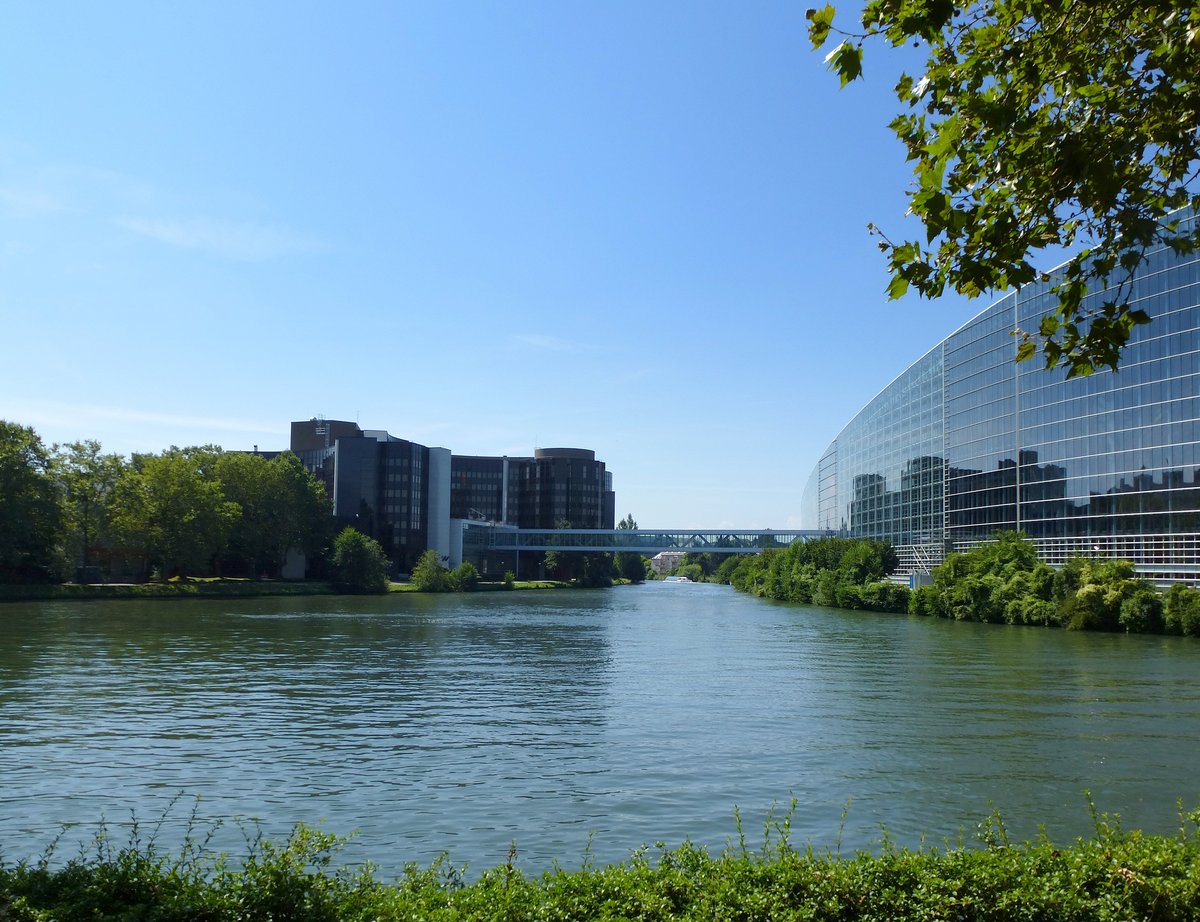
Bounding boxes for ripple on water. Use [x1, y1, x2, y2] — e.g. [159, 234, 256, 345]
[3, 586, 1200, 872]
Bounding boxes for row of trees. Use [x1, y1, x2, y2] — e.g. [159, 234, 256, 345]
[1, 419, 653, 593]
[1, 420, 331, 583]
[722, 536, 910, 613]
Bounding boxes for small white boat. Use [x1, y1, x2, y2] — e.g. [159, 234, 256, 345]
[663, 575, 692, 583]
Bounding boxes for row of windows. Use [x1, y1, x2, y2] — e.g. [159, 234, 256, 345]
[832, 353, 944, 539]
[945, 363, 1016, 405]
[1026, 438, 1198, 467]
[809, 211, 1200, 569]
[1020, 512, 1200, 538]
[835, 454, 1200, 494]
[1020, 389, 1199, 432]
[1022, 495, 1200, 517]
[1019, 348, 1199, 407]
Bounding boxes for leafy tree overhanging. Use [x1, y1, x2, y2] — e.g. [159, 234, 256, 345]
[809, 0, 1200, 376]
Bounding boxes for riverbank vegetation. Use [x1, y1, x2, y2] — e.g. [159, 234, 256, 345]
[0, 578, 337, 603]
[722, 537, 910, 613]
[724, 531, 1200, 636]
[4, 806, 1200, 920]
[410, 549, 482, 592]
[1, 420, 332, 585]
[910, 531, 1200, 636]
[1, 420, 648, 596]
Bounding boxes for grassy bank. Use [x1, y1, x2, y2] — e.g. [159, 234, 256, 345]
[0, 579, 337, 603]
[1, 577, 585, 603]
[4, 810, 1200, 921]
[385, 579, 573, 593]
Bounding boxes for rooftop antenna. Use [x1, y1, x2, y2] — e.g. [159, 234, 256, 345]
[315, 413, 329, 450]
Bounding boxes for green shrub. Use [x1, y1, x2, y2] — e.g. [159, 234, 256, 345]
[330, 527, 389, 594]
[834, 580, 864, 609]
[869, 580, 911, 613]
[714, 556, 741, 584]
[1004, 596, 1059, 627]
[411, 549, 449, 592]
[943, 574, 992, 622]
[7, 810, 1200, 922]
[908, 583, 938, 616]
[1028, 561, 1057, 601]
[728, 531, 1193, 638]
[578, 553, 614, 588]
[616, 552, 646, 583]
[1064, 584, 1113, 631]
[918, 535, 1175, 636]
[845, 580, 910, 613]
[812, 569, 838, 607]
[1119, 588, 1165, 634]
[1052, 556, 1086, 601]
[449, 562, 479, 592]
[1165, 583, 1200, 636]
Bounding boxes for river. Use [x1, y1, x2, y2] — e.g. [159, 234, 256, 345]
[2, 582, 1198, 874]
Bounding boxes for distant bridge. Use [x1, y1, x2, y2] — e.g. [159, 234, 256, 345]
[452, 521, 833, 559]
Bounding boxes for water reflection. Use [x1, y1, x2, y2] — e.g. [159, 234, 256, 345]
[2, 586, 1199, 874]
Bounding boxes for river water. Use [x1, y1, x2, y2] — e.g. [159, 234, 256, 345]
[2, 582, 1199, 874]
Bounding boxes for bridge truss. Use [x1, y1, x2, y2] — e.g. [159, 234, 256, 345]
[458, 523, 833, 555]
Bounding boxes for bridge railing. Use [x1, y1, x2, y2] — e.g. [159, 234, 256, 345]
[458, 523, 834, 554]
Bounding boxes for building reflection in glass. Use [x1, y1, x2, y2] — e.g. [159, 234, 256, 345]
[802, 209, 1200, 582]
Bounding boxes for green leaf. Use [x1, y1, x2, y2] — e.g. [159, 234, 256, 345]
[826, 41, 864, 86]
[807, 5, 836, 50]
[886, 274, 910, 299]
[811, 0, 1198, 374]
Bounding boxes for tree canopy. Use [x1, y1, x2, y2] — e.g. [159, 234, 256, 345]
[0, 421, 64, 580]
[110, 447, 241, 578]
[214, 451, 331, 577]
[809, 0, 1200, 376]
[0, 423, 346, 584]
[330, 527, 390, 594]
[54, 440, 127, 579]
[614, 513, 645, 582]
[725, 536, 907, 612]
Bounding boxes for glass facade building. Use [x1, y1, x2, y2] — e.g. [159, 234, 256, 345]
[803, 210, 1200, 582]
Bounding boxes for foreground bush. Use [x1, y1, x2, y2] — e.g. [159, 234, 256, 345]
[5, 808, 1200, 921]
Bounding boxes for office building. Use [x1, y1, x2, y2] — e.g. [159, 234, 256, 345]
[451, 449, 613, 530]
[288, 419, 614, 572]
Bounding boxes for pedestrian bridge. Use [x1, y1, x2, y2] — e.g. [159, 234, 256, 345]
[452, 520, 832, 558]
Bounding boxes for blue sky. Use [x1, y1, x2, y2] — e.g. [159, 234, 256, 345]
[2, 2, 977, 529]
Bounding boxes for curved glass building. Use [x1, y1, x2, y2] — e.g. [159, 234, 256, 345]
[803, 210, 1200, 583]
